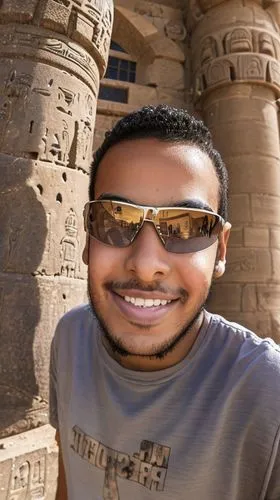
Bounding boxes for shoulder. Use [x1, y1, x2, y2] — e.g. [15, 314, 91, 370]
[206, 311, 280, 386]
[209, 312, 280, 354]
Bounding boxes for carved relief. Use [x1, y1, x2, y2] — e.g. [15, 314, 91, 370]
[8, 456, 46, 499]
[259, 32, 275, 57]
[82, 0, 113, 61]
[268, 60, 280, 86]
[200, 36, 218, 64]
[164, 21, 187, 42]
[57, 87, 76, 115]
[0, 30, 99, 93]
[194, 25, 280, 98]
[39, 121, 69, 166]
[239, 55, 264, 80]
[188, 0, 204, 23]
[227, 252, 257, 274]
[225, 28, 253, 54]
[206, 60, 234, 86]
[60, 209, 79, 278]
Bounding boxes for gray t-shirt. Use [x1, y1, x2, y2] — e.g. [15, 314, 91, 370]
[49, 304, 280, 500]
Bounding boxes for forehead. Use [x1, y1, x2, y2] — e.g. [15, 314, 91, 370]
[94, 138, 220, 211]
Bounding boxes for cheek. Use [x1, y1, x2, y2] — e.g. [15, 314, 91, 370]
[88, 240, 125, 284]
[178, 248, 216, 290]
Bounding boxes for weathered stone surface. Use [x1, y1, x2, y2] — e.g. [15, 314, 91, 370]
[138, 57, 185, 88]
[256, 284, 280, 311]
[228, 194, 251, 223]
[270, 229, 280, 248]
[0, 159, 88, 278]
[0, 273, 87, 437]
[207, 283, 242, 312]
[229, 226, 244, 247]
[0, 0, 113, 438]
[0, 425, 58, 499]
[242, 285, 257, 312]
[223, 248, 271, 282]
[271, 249, 280, 282]
[251, 194, 280, 226]
[244, 227, 269, 247]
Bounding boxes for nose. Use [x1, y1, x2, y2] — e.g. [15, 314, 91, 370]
[125, 221, 171, 282]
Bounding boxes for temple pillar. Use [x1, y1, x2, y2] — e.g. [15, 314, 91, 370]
[0, 0, 113, 497]
[188, 0, 280, 341]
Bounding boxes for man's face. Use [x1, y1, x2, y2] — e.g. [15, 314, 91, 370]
[84, 138, 230, 369]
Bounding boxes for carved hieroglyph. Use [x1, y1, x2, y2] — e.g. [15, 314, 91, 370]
[0, 0, 114, 440]
[189, 0, 280, 341]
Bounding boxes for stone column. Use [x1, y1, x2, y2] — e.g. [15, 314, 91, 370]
[0, 0, 113, 496]
[188, 0, 280, 341]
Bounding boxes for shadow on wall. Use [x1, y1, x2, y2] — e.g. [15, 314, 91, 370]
[0, 153, 47, 437]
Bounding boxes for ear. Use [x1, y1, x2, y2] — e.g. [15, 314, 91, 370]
[214, 222, 231, 279]
[82, 235, 89, 265]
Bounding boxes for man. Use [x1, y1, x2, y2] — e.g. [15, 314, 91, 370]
[49, 105, 280, 499]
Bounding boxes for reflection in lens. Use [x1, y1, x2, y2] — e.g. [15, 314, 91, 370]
[88, 201, 144, 247]
[157, 209, 221, 253]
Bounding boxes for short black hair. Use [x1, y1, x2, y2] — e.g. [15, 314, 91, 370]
[89, 104, 228, 220]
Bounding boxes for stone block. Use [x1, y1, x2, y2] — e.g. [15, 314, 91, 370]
[0, 0, 38, 22]
[270, 229, 280, 248]
[224, 248, 271, 282]
[0, 425, 58, 499]
[129, 83, 157, 105]
[149, 37, 185, 62]
[229, 227, 243, 247]
[40, 0, 71, 34]
[227, 157, 280, 196]
[207, 283, 242, 312]
[256, 284, 280, 311]
[228, 194, 251, 223]
[225, 312, 271, 339]
[271, 312, 280, 343]
[135, 0, 183, 21]
[113, 6, 158, 59]
[242, 285, 257, 312]
[138, 58, 185, 89]
[204, 93, 277, 126]
[72, 11, 95, 45]
[95, 113, 116, 131]
[244, 227, 269, 247]
[272, 249, 280, 282]
[210, 119, 280, 161]
[156, 88, 185, 107]
[251, 194, 280, 226]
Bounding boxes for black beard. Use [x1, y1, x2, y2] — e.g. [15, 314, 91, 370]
[87, 280, 207, 361]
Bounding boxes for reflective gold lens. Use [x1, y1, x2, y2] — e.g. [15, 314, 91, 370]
[154, 209, 221, 253]
[87, 201, 144, 247]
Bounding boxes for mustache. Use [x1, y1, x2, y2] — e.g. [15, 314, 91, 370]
[105, 279, 188, 301]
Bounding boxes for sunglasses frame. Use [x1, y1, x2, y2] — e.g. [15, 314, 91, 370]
[83, 200, 225, 253]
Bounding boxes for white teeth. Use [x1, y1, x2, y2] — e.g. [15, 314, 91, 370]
[123, 296, 172, 308]
[144, 299, 154, 308]
[135, 298, 144, 306]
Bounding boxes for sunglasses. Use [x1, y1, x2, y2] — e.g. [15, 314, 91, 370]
[83, 200, 225, 254]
